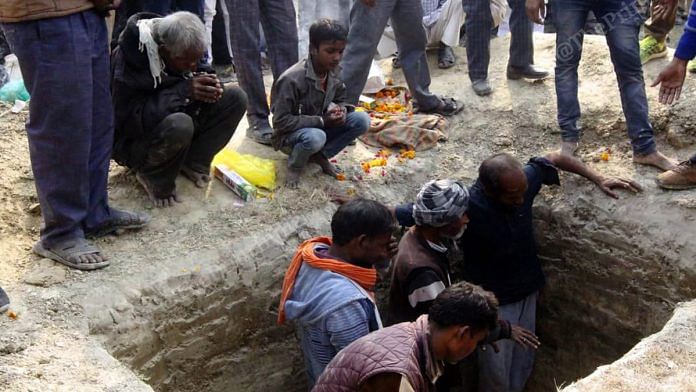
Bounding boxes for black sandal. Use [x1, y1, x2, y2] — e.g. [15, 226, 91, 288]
[438, 45, 456, 69]
[416, 96, 463, 116]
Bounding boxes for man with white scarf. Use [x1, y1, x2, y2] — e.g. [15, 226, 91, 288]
[111, 11, 247, 207]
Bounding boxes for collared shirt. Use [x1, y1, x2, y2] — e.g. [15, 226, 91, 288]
[395, 157, 560, 305]
[421, 0, 448, 27]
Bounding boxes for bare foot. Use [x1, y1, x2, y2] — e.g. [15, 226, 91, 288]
[181, 166, 211, 188]
[309, 154, 342, 177]
[633, 151, 678, 171]
[285, 167, 302, 189]
[560, 141, 579, 156]
[136, 172, 182, 208]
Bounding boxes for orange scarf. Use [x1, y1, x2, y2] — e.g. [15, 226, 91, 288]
[277, 236, 378, 325]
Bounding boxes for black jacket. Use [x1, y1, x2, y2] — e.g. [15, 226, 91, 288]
[270, 57, 353, 150]
[110, 12, 210, 169]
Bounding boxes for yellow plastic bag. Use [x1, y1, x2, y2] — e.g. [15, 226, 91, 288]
[212, 148, 277, 190]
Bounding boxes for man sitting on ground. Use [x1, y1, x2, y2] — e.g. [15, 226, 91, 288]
[111, 11, 247, 207]
[277, 198, 397, 387]
[271, 19, 370, 188]
[393, 152, 640, 391]
[382, 0, 466, 70]
[314, 281, 500, 391]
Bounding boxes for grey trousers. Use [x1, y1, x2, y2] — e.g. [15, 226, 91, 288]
[340, 0, 441, 110]
[226, 0, 298, 126]
[464, 0, 534, 82]
[477, 291, 538, 392]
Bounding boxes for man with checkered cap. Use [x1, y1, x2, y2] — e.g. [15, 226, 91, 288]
[388, 179, 471, 325]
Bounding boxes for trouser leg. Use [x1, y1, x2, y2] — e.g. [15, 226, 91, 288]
[391, 0, 440, 110]
[429, 0, 466, 48]
[464, 0, 493, 81]
[282, 128, 327, 169]
[175, 0, 205, 18]
[212, 0, 234, 64]
[84, 11, 114, 233]
[341, 0, 396, 104]
[186, 86, 248, 172]
[477, 292, 537, 392]
[507, 0, 534, 67]
[259, 0, 299, 79]
[2, 12, 102, 247]
[553, 0, 589, 143]
[644, 0, 678, 42]
[226, 0, 268, 123]
[139, 113, 195, 196]
[322, 111, 371, 158]
[689, 153, 696, 164]
[596, 0, 657, 155]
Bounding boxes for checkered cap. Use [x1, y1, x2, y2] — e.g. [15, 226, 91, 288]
[413, 179, 469, 227]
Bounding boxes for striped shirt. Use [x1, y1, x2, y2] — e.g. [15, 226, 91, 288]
[422, 0, 448, 27]
[675, 1, 696, 60]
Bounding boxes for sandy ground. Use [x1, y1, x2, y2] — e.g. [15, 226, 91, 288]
[0, 33, 694, 391]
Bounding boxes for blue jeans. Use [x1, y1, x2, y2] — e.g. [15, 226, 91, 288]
[478, 291, 538, 392]
[554, 0, 656, 155]
[282, 111, 370, 169]
[1, 11, 113, 247]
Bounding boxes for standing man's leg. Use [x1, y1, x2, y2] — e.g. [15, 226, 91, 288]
[553, 0, 588, 156]
[259, 0, 299, 79]
[427, 0, 466, 69]
[464, 0, 494, 95]
[227, 0, 274, 144]
[183, 86, 248, 187]
[3, 13, 108, 268]
[508, 292, 538, 392]
[391, 0, 442, 111]
[640, 0, 677, 63]
[505, 0, 548, 79]
[341, 0, 398, 103]
[477, 299, 521, 392]
[595, 0, 675, 170]
[84, 11, 115, 235]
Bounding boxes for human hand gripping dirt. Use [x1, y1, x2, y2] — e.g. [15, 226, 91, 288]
[191, 74, 223, 103]
[510, 325, 540, 350]
[596, 177, 643, 199]
[652, 58, 688, 105]
[525, 0, 545, 24]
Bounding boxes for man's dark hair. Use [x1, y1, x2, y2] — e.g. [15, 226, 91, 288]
[309, 18, 348, 49]
[428, 281, 499, 332]
[478, 153, 524, 194]
[331, 198, 394, 246]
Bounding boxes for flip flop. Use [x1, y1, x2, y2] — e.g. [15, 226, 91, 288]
[438, 46, 456, 69]
[33, 239, 110, 271]
[86, 209, 151, 238]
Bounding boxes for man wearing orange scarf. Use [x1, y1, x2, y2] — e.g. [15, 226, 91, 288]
[278, 198, 396, 387]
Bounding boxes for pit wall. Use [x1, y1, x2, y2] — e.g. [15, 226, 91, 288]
[84, 180, 696, 392]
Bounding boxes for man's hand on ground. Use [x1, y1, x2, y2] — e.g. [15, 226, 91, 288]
[652, 58, 688, 105]
[361, 0, 377, 7]
[596, 177, 643, 199]
[510, 325, 540, 350]
[191, 74, 223, 103]
[525, 0, 545, 24]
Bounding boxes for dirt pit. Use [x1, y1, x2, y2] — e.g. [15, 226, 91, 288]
[1, 34, 695, 391]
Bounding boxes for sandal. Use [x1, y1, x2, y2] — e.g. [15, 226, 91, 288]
[86, 208, 151, 238]
[416, 96, 463, 116]
[246, 124, 273, 146]
[438, 45, 456, 69]
[33, 239, 110, 271]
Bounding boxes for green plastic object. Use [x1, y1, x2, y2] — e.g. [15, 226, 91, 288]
[0, 79, 30, 103]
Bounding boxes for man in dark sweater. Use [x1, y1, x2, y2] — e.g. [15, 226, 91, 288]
[111, 11, 247, 207]
[394, 152, 641, 391]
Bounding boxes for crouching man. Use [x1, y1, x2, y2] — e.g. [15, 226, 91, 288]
[271, 19, 370, 188]
[314, 281, 500, 391]
[111, 11, 247, 207]
[277, 199, 396, 387]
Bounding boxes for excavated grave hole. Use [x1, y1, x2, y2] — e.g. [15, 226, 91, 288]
[86, 196, 692, 392]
